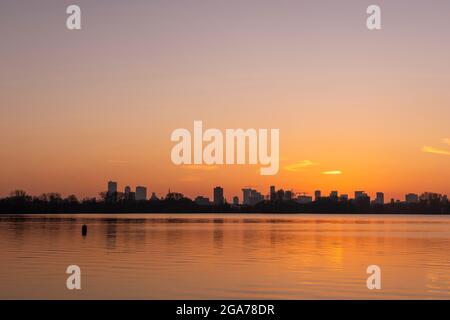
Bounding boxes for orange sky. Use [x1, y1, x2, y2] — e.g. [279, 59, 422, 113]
[0, 0, 449, 201]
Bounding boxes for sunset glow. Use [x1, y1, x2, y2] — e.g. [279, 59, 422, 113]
[0, 0, 448, 202]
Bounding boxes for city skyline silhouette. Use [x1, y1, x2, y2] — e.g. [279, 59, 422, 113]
[1, 180, 448, 215]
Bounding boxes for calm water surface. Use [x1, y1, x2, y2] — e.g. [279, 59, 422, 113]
[0, 214, 449, 299]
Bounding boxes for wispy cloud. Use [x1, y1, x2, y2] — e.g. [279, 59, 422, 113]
[322, 170, 342, 175]
[422, 146, 450, 156]
[284, 160, 319, 172]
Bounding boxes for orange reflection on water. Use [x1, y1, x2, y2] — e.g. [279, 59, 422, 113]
[0, 214, 449, 299]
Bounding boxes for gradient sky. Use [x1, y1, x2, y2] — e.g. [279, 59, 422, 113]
[0, 0, 449, 201]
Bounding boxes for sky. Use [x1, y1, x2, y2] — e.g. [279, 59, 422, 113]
[0, 0, 449, 201]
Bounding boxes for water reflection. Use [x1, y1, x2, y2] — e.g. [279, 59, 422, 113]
[213, 219, 224, 250]
[0, 214, 449, 299]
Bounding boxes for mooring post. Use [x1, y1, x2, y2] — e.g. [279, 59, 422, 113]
[82, 224, 87, 236]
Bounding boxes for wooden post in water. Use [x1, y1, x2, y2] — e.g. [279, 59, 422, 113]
[82, 224, 87, 236]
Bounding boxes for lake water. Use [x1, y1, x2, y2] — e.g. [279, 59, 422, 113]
[0, 214, 449, 299]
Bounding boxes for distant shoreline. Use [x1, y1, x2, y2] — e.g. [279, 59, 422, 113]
[2, 192, 449, 215]
[1, 211, 449, 216]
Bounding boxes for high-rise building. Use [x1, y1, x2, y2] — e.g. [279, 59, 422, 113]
[124, 186, 134, 201]
[195, 196, 210, 206]
[355, 191, 365, 200]
[340, 194, 349, 201]
[270, 186, 276, 201]
[242, 188, 264, 205]
[232, 196, 239, 206]
[251, 189, 264, 205]
[242, 188, 252, 205]
[405, 193, 419, 203]
[419, 192, 441, 204]
[355, 192, 370, 206]
[107, 181, 117, 195]
[213, 186, 224, 205]
[375, 192, 384, 205]
[135, 186, 147, 201]
[296, 195, 313, 204]
[330, 191, 338, 198]
[276, 189, 285, 201]
[284, 190, 293, 200]
[314, 190, 321, 201]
